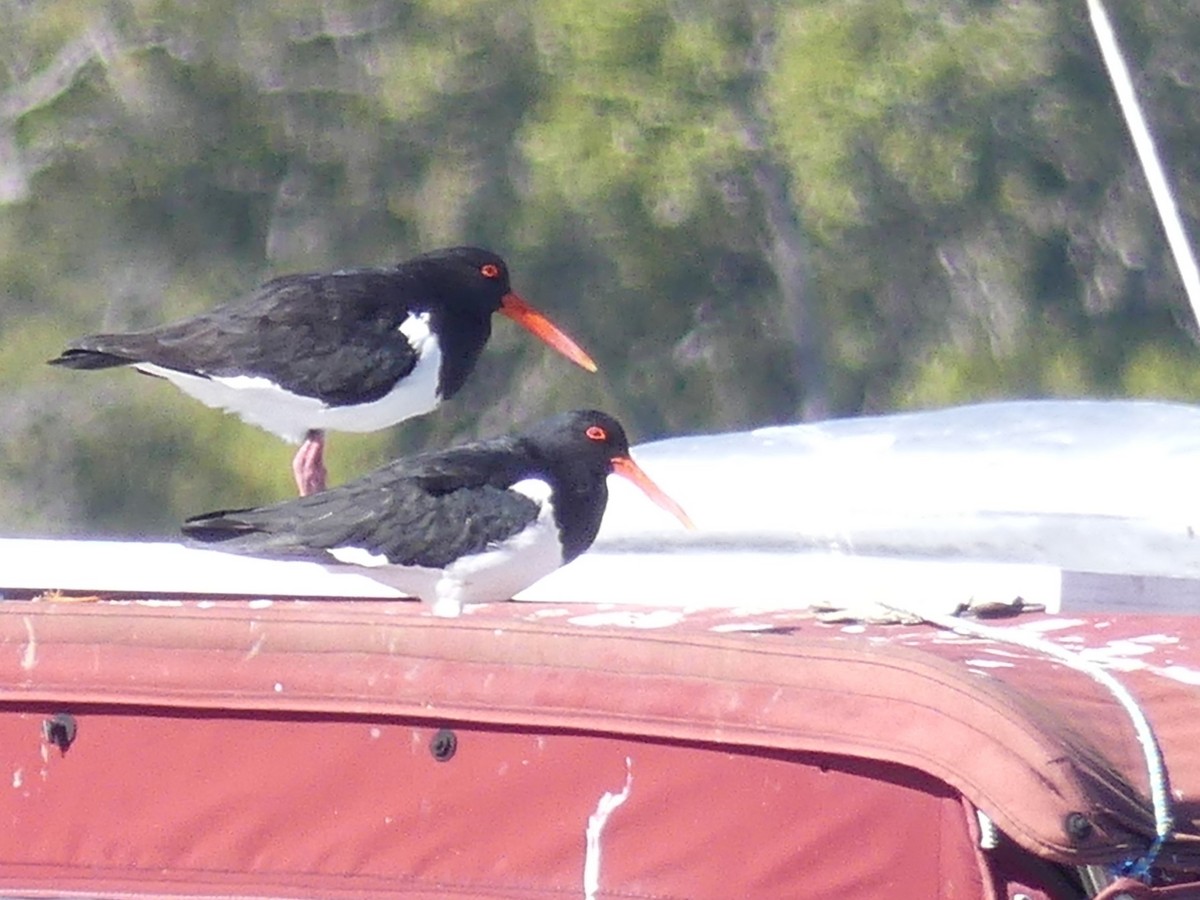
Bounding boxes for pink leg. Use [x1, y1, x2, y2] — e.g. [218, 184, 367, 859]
[292, 430, 327, 496]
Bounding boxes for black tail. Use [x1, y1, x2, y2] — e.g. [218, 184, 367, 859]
[47, 348, 135, 370]
[182, 510, 260, 543]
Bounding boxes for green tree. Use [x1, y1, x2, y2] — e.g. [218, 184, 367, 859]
[2, 0, 1198, 536]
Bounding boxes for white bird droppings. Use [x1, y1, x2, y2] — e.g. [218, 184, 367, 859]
[584, 756, 634, 900]
[964, 658, 1016, 669]
[20, 617, 35, 672]
[568, 610, 684, 629]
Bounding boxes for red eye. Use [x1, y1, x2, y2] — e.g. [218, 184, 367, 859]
[480, 263, 501, 279]
[586, 425, 607, 442]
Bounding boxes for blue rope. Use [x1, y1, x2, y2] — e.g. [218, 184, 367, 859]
[1113, 833, 1167, 882]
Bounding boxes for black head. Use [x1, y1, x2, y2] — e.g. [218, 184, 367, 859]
[402, 246, 514, 314]
[520, 410, 693, 533]
[522, 410, 631, 475]
[400, 246, 596, 378]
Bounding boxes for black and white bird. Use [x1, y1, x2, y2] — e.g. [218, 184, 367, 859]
[182, 410, 694, 616]
[48, 247, 597, 495]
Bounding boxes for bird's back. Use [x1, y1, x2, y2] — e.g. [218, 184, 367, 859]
[183, 435, 544, 569]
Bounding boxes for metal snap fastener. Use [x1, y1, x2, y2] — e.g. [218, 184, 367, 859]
[430, 728, 457, 762]
[42, 713, 77, 753]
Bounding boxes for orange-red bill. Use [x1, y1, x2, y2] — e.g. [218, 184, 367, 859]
[500, 292, 598, 373]
[611, 456, 696, 530]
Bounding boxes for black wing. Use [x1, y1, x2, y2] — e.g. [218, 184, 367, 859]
[50, 270, 424, 406]
[184, 441, 542, 568]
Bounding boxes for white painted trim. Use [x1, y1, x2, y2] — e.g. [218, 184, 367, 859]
[0, 538, 1064, 614]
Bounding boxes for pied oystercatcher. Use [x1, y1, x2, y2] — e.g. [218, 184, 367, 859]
[48, 247, 597, 495]
[182, 409, 694, 616]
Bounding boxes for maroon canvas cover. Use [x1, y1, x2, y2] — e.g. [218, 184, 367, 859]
[0, 597, 1198, 898]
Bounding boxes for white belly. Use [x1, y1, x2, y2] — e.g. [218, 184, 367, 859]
[136, 316, 443, 443]
[326, 479, 565, 616]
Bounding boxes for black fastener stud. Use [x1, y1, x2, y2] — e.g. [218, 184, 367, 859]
[42, 713, 77, 753]
[1064, 812, 1094, 842]
[430, 728, 457, 762]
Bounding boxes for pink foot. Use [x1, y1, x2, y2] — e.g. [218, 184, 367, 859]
[292, 430, 327, 496]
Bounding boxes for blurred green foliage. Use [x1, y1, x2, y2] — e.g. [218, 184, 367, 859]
[2, 0, 1200, 536]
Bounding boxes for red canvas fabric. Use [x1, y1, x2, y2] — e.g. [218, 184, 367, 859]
[0, 598, 1198, 897]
